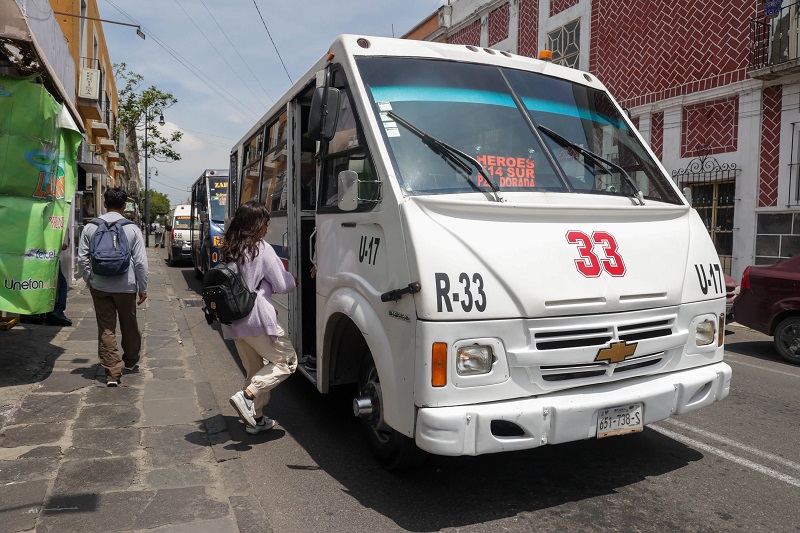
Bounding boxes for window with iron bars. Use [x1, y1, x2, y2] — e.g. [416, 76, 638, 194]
[547, 19, 581, 68]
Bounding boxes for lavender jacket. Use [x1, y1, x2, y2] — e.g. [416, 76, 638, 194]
[221, 240, 295, 341]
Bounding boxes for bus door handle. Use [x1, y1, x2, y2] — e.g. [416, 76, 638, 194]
[282, 230, 289, 257]
[309, 229, 317, 267]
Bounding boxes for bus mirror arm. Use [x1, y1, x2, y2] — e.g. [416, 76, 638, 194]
[381, 282, 421, 302]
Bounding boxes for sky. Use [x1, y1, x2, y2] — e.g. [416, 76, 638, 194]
[98, 0, 448, 207]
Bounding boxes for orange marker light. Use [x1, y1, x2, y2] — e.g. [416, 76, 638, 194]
[432, 343, 447, 387]
[718, 314, 725, 347]
[326, 52, 335, 62]
[539, 50, 553, 61]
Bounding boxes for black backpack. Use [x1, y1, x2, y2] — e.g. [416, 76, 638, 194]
[201, 261, 256, 325]
[88, 218, 134, 276]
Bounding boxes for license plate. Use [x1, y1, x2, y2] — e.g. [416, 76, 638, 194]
[596, 403, 643, 438]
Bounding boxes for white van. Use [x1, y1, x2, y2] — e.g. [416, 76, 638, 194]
[164, 204, 193, 266]
[229, 36, 732, 469]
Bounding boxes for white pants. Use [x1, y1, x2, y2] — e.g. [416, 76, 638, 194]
[233, 325, 298, 415]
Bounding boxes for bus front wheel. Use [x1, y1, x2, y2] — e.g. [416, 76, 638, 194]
[356, 354, 425, 470]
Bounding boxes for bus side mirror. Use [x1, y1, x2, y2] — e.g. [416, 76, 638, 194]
[338, 170, 359, 212]
[308, 87, 340, 141]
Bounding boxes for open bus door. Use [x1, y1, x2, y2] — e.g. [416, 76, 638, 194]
[287, 86, 319, 385]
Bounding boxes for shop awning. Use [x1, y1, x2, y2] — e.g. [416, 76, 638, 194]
[0, 0, 85, 132]
[77, 161, 105, 174]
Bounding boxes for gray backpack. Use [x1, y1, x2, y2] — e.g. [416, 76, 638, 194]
[89, 218, 134, 276]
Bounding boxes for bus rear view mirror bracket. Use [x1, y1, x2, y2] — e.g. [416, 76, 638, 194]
[308, 87, 341, 141]
[338, 170, 381, 212]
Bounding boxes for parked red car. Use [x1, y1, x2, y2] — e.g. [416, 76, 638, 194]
[732, 254, 800, 364]
[724, 273, 738, 321]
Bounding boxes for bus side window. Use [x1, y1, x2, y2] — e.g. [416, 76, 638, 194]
[318, 68, 378, 211]
[260, 111, 288, 212]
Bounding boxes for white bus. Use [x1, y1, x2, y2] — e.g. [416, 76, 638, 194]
[229, 35, 732, 469]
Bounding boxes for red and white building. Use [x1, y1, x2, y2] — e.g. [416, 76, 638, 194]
[404, 0, 800, 279]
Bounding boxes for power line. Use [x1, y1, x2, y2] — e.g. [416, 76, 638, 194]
[149, 177, 190, 192]
[179, 127, 238, 141]
[198, 0, 275, 105]
[102, 0, 259, 120]
[251, 0, 292, 84]
[173, 0, 268, 109]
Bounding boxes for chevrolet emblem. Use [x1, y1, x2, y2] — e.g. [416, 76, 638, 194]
[595, 341, 637, 364]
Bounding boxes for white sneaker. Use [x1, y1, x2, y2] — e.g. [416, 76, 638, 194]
[229, 390, 257, 427]
[246, 417, 275, 435]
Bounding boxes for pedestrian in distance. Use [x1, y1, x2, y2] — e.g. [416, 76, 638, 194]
[46, 209, 79, 326]
[78, 188, 148, 387]
[45, 233, 73, 326]
[223, 200, 298, 434]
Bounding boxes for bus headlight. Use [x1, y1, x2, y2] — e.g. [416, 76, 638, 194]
[695, 318, 717, 346]
[456, 345, 493, 375]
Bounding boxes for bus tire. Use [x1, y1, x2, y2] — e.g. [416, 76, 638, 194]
[357, 353, 425, 470]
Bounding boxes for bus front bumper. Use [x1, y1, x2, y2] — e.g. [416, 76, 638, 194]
[414, 362, 731, 456]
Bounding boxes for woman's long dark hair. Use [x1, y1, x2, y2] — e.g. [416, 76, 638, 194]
[221, 200, 270, 263]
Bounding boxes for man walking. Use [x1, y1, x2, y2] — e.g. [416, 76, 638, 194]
[78, 188, 148, 387]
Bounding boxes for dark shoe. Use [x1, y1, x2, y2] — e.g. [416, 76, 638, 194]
[20, 314, 45, 325]
[106, 380, 119, 387]
[45, 313, 72, 326]
[123, 363, 139, 373]
[303, 356, 317, 371]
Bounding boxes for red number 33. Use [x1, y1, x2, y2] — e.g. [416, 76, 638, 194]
[566, 231, 626, 278]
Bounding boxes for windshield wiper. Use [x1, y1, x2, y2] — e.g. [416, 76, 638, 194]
[386, 111, 504, 202]
[538, 125, 644, 206]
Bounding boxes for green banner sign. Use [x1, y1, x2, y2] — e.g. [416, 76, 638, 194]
[0, 75, 82, 314]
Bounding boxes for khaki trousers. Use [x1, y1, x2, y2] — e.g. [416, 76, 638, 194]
[90, 287, 141, 381]
[233, 325, 298, 415]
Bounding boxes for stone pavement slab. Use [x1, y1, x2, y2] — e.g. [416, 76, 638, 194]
[74, 404, 140, 429]
[53, 456, 136, 494]
[31, 370, 95, 393]
[142, 425, 213, 467]
[0, 422, 67, 447]
[0, 456, 60, 483]
[145, 463, 214, 489]
[7, 393, 81, 425]
[84, 385, 141, 405]
[66, 427, 140, 459]
[142, 398, 201, 426]
[0, 479, 49, 532]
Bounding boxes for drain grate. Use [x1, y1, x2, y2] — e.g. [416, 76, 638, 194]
[181, 298, 205, 308]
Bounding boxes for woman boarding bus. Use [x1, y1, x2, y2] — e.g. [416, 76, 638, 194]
[228, 35, 731, 469]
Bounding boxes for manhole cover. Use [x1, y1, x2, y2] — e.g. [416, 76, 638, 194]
[181, 299, 205, 308]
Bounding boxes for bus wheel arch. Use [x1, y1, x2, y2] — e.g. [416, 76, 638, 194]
[321, 292, 424, 469]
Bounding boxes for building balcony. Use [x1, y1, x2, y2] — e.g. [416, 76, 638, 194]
[99, 138, 116, 152]
[749, 2, 800, 80]
[106, 151, 119, 162]
[91, 120, 109, 138]
[77, 96, 102, 121]
[114, 164, 126, 174]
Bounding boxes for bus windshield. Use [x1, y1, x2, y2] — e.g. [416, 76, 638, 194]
[209, 178, 228, 222]
[357, 57, 681, 205]
[173, 216, 193, 230]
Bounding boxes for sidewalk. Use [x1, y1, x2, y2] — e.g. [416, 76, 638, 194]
[0, 248, 267, 532]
